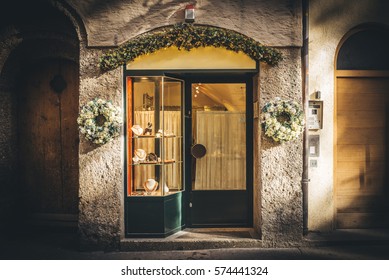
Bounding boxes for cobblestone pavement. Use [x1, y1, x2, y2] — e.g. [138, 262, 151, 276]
[1, 229, 389, 260]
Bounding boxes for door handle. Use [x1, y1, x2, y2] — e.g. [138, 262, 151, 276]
[191, 144, 207, 158]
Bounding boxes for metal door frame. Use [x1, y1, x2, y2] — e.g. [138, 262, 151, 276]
[183, 74, 254, 227]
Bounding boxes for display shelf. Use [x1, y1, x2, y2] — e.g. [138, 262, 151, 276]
[125, 75, 184, 237]
[130, 134, 179, 139]
[127, 76, 184, 198]
[130, 159, 180, 166]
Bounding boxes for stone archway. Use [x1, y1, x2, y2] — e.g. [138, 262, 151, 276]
[0, 1, 82, 230]
[334, 24, 389, 229]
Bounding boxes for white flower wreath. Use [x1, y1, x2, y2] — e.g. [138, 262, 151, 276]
[261, 98, 305, 143]
[77, 98, 122, 144]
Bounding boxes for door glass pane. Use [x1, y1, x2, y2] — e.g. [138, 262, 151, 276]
[127, 77, 183, 196]
[192, 83, 246, 190]
[162, 77, 183, 194]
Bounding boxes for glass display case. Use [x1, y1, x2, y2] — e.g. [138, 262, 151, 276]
[125, 75, 185, 237]
[127, 76, 183, 196]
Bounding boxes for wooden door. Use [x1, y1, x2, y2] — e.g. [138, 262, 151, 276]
[335, 71, 389, 228]
[18, 59, 79, 218]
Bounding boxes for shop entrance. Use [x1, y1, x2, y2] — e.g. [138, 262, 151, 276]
[124, 46, 256, 236]
[185, 76, 253, 227]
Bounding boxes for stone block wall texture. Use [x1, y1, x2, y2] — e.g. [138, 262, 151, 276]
[0, 29, 21, 226]
[259, 48, 303, 246]
[0, 89, 18, 225]
[78, 44, 124, 250]
[308, 0, 389, 231]
[67, 0, 302, 47]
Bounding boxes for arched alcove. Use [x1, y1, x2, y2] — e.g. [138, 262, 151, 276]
[335, 24, 389, 229]
[0, 1, 81, 231]
[126, 46, 257, 70]
[337, 26, 389, 70]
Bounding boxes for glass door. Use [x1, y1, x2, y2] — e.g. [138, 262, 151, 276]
[186, 78, 253, 226]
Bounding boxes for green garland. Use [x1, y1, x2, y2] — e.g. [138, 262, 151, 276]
[99, 23, 282, 71]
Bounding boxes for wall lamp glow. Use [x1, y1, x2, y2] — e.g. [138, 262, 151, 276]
[185, 4, 195, 23]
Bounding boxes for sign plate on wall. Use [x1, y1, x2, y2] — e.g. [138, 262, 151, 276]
[308, 135, 320, 157]
[308, 100, 323, 130]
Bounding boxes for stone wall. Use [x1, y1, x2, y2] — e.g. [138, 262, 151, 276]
[308, 0, 389, 231]
[72, 0, 304, 248]
[66, 0, 302, 47]
[259, 48, 303, 246]
[77, 48, 304, 249]
[1, 0, 303, 248]
[0, 28, 22, 227]
[0, 0, 122, 249]
[78, 45, 124, 250]
[0, 82, 19, 227]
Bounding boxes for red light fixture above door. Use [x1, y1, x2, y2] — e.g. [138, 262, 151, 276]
[185, 4, 195, 22]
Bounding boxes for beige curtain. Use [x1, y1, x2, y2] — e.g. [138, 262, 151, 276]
[194, 111, 246, 190]
[162, 111, 182, 191]
[133, 111, 155, 191]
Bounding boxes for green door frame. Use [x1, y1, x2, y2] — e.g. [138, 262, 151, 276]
[183, 74, 254, 227]
[123, 68, 257, 235]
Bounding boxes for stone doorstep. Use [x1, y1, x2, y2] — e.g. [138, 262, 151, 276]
[120, 228, 263, 252]
[120, 228, 389, 251]
[303, 229, 389, 247]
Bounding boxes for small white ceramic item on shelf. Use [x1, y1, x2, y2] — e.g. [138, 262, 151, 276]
[134, 148, 146, 161]
[164, 183, 169, 193]
[131, 124, 143, 136]
[132, 155, 140, 164]
[155, 129, 163, 138]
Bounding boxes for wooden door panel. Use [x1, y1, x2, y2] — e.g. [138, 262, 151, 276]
[337, 195, 388, 213]
[337, 78, 389, 94]
[337, 161, 385, 173]
[337, 213, 389, 229]
[19, 63, 62, 213]
[18, 59, 79, 215]
[336, 175, 384, 194]
[336, 76, 389, 229]
[337, 128, 386, 145]
[58, 60, 79, 213]
[337, 111, 386, 128]
[337, 145, 385, 162]
[337, 93, 389, 111]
